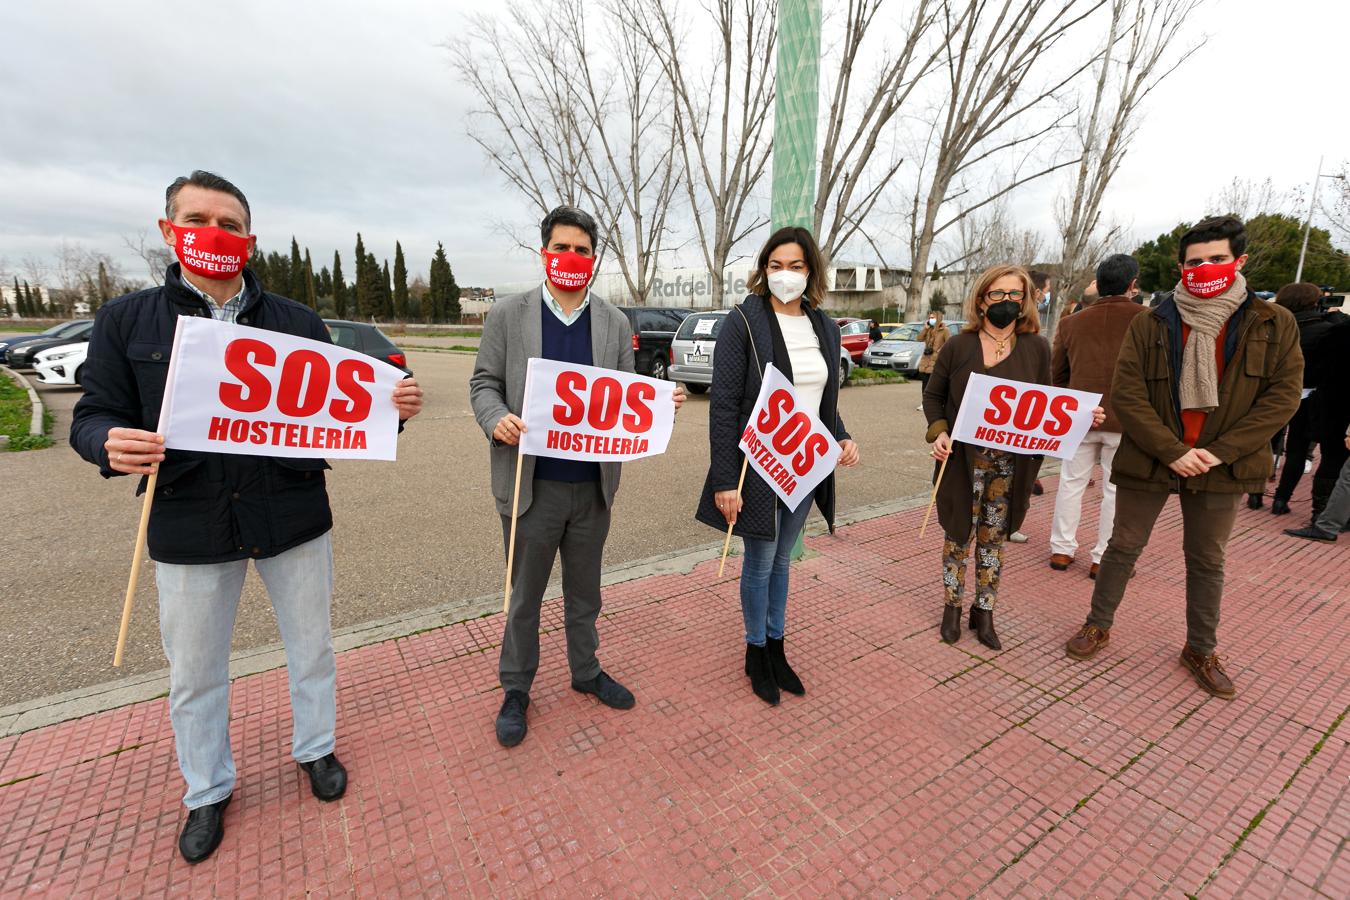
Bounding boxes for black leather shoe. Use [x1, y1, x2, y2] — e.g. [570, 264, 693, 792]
[572, 671, 635, 710]
[299, 753, 347, 801]
[744, 644, 779, 706]
[1270, 498, 1291, 515]
[1246, 493, 1264, 510]
[940, 605, 962, 644]
[969, 607, 1003, 651]
[179, 795, 230, 864]
[495, 690, 530, 747]
[1284, 525, 1337, 543]
[765, 637, 804, 696]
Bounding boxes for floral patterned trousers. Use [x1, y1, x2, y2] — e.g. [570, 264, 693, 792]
[942, 448, 1015, 611]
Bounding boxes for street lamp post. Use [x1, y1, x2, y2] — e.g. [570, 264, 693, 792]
[1294, 156, 1347, 283]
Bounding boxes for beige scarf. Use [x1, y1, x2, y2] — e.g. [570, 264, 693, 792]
[1171, 272, 1247, 412]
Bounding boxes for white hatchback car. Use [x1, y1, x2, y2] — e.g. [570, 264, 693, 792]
[33, 341, 89, 386]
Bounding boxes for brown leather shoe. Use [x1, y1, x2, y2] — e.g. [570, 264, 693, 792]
[1089, 563, 1099, 579]
[1181, 647, 1236, 699]
[1065, 625, 1110, 660]
[1049, 553, 1073, 571]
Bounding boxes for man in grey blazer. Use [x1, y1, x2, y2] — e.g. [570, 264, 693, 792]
[470, 206, 685, 747]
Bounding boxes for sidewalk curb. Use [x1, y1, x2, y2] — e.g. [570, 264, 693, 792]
[1, 365, 44, 436]
[0, 463, 1060, 737]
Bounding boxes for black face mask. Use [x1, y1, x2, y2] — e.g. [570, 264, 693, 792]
[984, 300, 1021, 328]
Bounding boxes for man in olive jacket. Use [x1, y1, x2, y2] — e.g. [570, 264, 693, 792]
[1064, 216, 1302, 699]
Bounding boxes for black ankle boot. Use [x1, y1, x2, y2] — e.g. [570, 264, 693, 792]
[940, 605, 962, 644]
[1246, 493, 1264, 510]
[745, 644, 779, 705]
[968, 607, 1003, 651]
[1270, 498, 1291, 515]
[765, 637, 804, 695]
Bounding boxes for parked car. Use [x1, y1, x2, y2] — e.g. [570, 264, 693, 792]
[835, 317, 872, 363]
[322, 320, 412, 374]
[0, 320, 93, 365]
[669, 309, 854, 394]
[862, 320, 965, 376]
[3, 320, 95, 369]
[32, 341, 89, 386]
[615, 306, 690, 380]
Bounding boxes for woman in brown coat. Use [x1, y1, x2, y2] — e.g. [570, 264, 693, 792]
[915, 309, 949, 410]
[922, 265, 1104, 649]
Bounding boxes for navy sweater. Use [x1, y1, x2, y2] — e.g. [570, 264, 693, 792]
[535, 302, 602, 483]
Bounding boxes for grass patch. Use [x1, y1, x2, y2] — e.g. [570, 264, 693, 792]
[0, 372, 52, 450]
[848, 366, 907, 385]
[403, 344, 479, 354]
[384, 327, 481, 338]
[0, 325, 48, 334]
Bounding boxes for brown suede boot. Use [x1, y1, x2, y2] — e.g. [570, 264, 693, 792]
[1181, 646, 1236, 699]
[1065, 625, 1110, 660]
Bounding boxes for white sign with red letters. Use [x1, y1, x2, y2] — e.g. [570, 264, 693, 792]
[950, 374, 1101, 461]
[518, 358, 676, 462]
[738, 363, 842, 511]
[160, 316, 407, 460]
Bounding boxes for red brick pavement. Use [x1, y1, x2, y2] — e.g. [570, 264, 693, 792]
[1, 474, 1345, 897]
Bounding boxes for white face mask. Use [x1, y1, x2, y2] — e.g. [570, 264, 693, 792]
[927, 318, 936, 326]
[766, 270, 808, 303]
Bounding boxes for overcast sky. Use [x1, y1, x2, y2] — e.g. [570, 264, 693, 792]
[0, 0, 1343, 290]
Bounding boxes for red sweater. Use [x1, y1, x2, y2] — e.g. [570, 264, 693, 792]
[1179, 322, 1228, 447]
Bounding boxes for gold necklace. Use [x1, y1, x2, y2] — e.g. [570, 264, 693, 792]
[981, 329, 1012, 359]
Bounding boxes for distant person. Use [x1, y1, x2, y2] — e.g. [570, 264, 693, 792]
[1284, 427, 1350, 541]
[695, 226, 859, 704]
[924, 264, 1103, 650]
[1031, 270, 1052, 317]
[1048, 255, 1146, 579]
[470, 205, 686, 747]
[1296, 313, 1350, 526]
[70, 170, 424, 863]
[1266, 283, 1346, 515]
[868, 319, 884, 343]
[915, 308, 948, 411]
[1064, 215, 1302, 700]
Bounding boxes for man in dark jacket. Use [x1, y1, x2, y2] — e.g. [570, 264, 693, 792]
[1064, 216, 1302, 699]
[71, 171, 423, 863]
[1049, 254, 1146, 578]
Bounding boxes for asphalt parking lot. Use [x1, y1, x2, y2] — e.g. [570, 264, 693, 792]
[0, 345, 940, 706]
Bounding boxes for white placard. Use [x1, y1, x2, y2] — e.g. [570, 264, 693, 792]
[693, 318, 715, 335]
[738, 363, 842, 511]
[518, 358, 676, 462]
[161, 316, 406, 460]
[950, 373, 1101, 461]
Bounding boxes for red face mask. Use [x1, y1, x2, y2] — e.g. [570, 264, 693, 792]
[1182, 260, 1238, 298]
[174, 225, 250, 280]
[544, 250, 594, 291]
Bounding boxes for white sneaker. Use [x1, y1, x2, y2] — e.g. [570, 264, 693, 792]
[1008, 531, 1029, 543]
[915, 403, 924, 411]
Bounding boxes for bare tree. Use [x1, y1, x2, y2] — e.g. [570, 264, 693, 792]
[452, 0, 680, 303]
[1315, 162, 1350, 244]
[123, 230, 175, 285]
[900, 0, 1107, 321]
[620, 0, 777, 303]
[944, 201, 1048, 301]
[1050, 0, 1202, 334]
[811, 0, 943, 263]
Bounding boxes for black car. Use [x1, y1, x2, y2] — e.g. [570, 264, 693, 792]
[3, 320, 95, 369]
[322, 319, 412, 374]
[615, 306, 690, 380]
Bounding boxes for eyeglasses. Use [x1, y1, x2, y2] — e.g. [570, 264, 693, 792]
[984, 290, 1024, 302]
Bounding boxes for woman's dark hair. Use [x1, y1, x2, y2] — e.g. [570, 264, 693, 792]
[1275, 282, 1323, 312]
[540, 205, 599, 250]
[746, 226, 828, 308]
[1178, 215, 1247, 262]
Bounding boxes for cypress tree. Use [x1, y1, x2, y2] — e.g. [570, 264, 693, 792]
[13, 277, 25, 317]
[267, 250, 290, 292]
[353, 234, 368, 317]
[31, 285, 45, 316]
[358, 251, 383, 321]
[97, 261, 113, 309]
[380, 259, 393, 320]
[393, 241, 409, 321]
[317, 265, 332, 300]
[289, 237, 305, 301]
[303, 252, 318, 310]
[248, 246, 268, 287]
[332, 251, 347, 319]
[428, 242, 459, 323]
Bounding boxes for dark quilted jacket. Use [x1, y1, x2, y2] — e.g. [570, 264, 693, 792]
[695, 295, 851, 541]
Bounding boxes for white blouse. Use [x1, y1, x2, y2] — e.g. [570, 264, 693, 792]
[775, 312, 828, 416]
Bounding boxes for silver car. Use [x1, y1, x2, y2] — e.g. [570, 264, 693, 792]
[670, 308, 854, 394]
[862, 320, 964, 376]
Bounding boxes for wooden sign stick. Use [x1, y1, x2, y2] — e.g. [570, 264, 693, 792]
[918, 450, 951, 541]
[112, 469, 159, 667]
[502, 449, 526, 615]
[717, 457, 750, 577]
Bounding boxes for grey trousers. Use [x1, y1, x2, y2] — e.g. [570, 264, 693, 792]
[499, 479, 610, 693]
[1086, 487, 1240, 656]
[1315, 454, 1350, 533]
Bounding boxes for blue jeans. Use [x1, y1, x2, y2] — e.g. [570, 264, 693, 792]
[156, 531, 336, 809]
[740, 500, 813, 646]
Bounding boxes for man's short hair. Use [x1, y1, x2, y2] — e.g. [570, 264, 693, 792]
[1178, 215, 1246, 262]
[540, 205, 598, 250]
[165, 170, 252, 230]
[1276, 282, 1323, 313]
[1095, 253, 1140, 298]
[1029, 270, 1050, 291]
